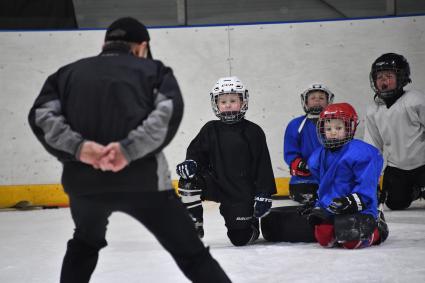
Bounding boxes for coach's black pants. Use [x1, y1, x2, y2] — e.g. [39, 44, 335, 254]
[60, 190, 230, 283]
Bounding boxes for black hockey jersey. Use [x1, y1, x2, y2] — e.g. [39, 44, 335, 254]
[28, 45, 183, 196]
[186, 119, 276, 203]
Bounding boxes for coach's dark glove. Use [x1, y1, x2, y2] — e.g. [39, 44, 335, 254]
[290, 157, 311, 177]
[176, 159, 197, 179]
[254, 192, 272, 218]
[328, 193, 365, 214]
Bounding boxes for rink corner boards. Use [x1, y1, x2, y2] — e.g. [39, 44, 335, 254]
[0, 178, 290, 209]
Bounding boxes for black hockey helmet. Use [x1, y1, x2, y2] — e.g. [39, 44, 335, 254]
[369, 53, 411, 100]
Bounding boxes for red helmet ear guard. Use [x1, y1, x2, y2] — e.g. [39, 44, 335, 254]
[317, 103, 358, 149]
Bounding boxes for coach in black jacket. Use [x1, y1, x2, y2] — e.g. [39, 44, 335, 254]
[28, 17, 230, 283]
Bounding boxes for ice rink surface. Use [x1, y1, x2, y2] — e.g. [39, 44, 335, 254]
[1, 199, 425, 283]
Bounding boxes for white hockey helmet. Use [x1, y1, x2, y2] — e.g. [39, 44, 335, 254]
[210, 76, 249, 123]
[300, 83, 334, 115]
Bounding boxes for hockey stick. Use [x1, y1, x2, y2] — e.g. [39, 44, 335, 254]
[375, 182, 390, 244]
[377, 184, 386, 219]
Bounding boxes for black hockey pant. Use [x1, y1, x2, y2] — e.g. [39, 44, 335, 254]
[179, 177, 258, 246]
[261, 206, 316, 242]
[383, 164, 425, 210]
[60, 190, 231, 283]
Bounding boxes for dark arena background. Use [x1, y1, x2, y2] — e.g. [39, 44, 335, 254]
[1, 1, 425, 282]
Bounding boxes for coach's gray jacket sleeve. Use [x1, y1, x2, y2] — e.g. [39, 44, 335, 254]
[120, 65, 184, 162]
[28, 72, 84, 161]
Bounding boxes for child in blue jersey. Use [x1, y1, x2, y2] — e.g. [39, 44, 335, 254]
[301, 103, 389, 249]
[284, 83, 334, 203]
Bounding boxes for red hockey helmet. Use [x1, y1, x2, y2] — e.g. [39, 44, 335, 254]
[317, 103, 358, 149]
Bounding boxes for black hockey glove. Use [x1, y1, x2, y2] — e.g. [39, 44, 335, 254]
[297, 194, 317, 216]
[290, 157, 311, 177]
[307, 207, 331, 226]
[176, 159, 197, 179]
[254, 192, 272, 218]
[328, 193, 365, 214]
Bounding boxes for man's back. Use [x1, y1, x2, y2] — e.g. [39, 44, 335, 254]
[29, 44, 184, 195]
[28, 17, 231, 283]
[60, 47, 167, 144]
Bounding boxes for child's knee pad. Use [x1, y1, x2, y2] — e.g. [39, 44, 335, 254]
[227, 225, 259, 246]
[386, 198, 412, 210]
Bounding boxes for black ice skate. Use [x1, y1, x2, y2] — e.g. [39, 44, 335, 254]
[193, 218, 204, 238]
[248, 219, 260, 244]
[178, 178, 205, 238]
[375, 211, 389, 244]
[412, 186, 425, 201]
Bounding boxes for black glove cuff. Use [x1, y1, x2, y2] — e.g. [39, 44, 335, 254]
[348, 193, 364, 212]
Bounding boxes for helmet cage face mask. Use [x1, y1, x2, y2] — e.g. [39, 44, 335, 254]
[369, 53, 411, 100]
[300, 83, 335, 115]
[210, 77, 249, 124]
[317, 103, 358, 149]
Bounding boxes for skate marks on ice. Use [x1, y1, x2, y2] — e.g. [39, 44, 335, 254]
[1, 200, 425, 282]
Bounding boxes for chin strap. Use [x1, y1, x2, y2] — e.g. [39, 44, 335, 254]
[380, 89, 404, 108]
[306, 113, 320, 119]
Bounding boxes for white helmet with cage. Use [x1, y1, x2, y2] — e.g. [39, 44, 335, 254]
[300, 83, 335, 115]
[210, 76, 249, 123]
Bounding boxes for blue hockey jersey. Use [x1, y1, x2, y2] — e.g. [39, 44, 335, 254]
[284, 115, 321, 184]
[308, 139, 383, 218]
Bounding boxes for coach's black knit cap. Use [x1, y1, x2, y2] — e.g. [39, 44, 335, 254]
[105, 17, 152, 58]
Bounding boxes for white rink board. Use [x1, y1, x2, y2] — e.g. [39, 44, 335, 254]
[1, 16, 425, 185]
